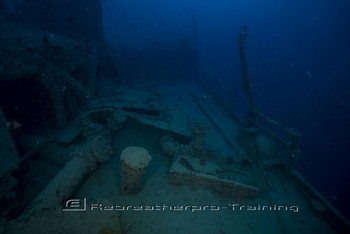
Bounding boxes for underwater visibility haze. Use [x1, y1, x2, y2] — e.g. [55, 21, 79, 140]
[104, 0, 350, 219]
[0, 0, 349, 233]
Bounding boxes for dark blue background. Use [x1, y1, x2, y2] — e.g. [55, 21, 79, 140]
[102, 0, 350, 219]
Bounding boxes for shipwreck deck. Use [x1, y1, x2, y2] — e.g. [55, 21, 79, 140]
[3, 82, 349, 234]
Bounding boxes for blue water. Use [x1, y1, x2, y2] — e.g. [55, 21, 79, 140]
[103, 0, 350, 219]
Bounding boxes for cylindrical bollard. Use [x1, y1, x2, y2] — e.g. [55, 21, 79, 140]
[119, 146, 152, 195]
[160, 136, 177, 157]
